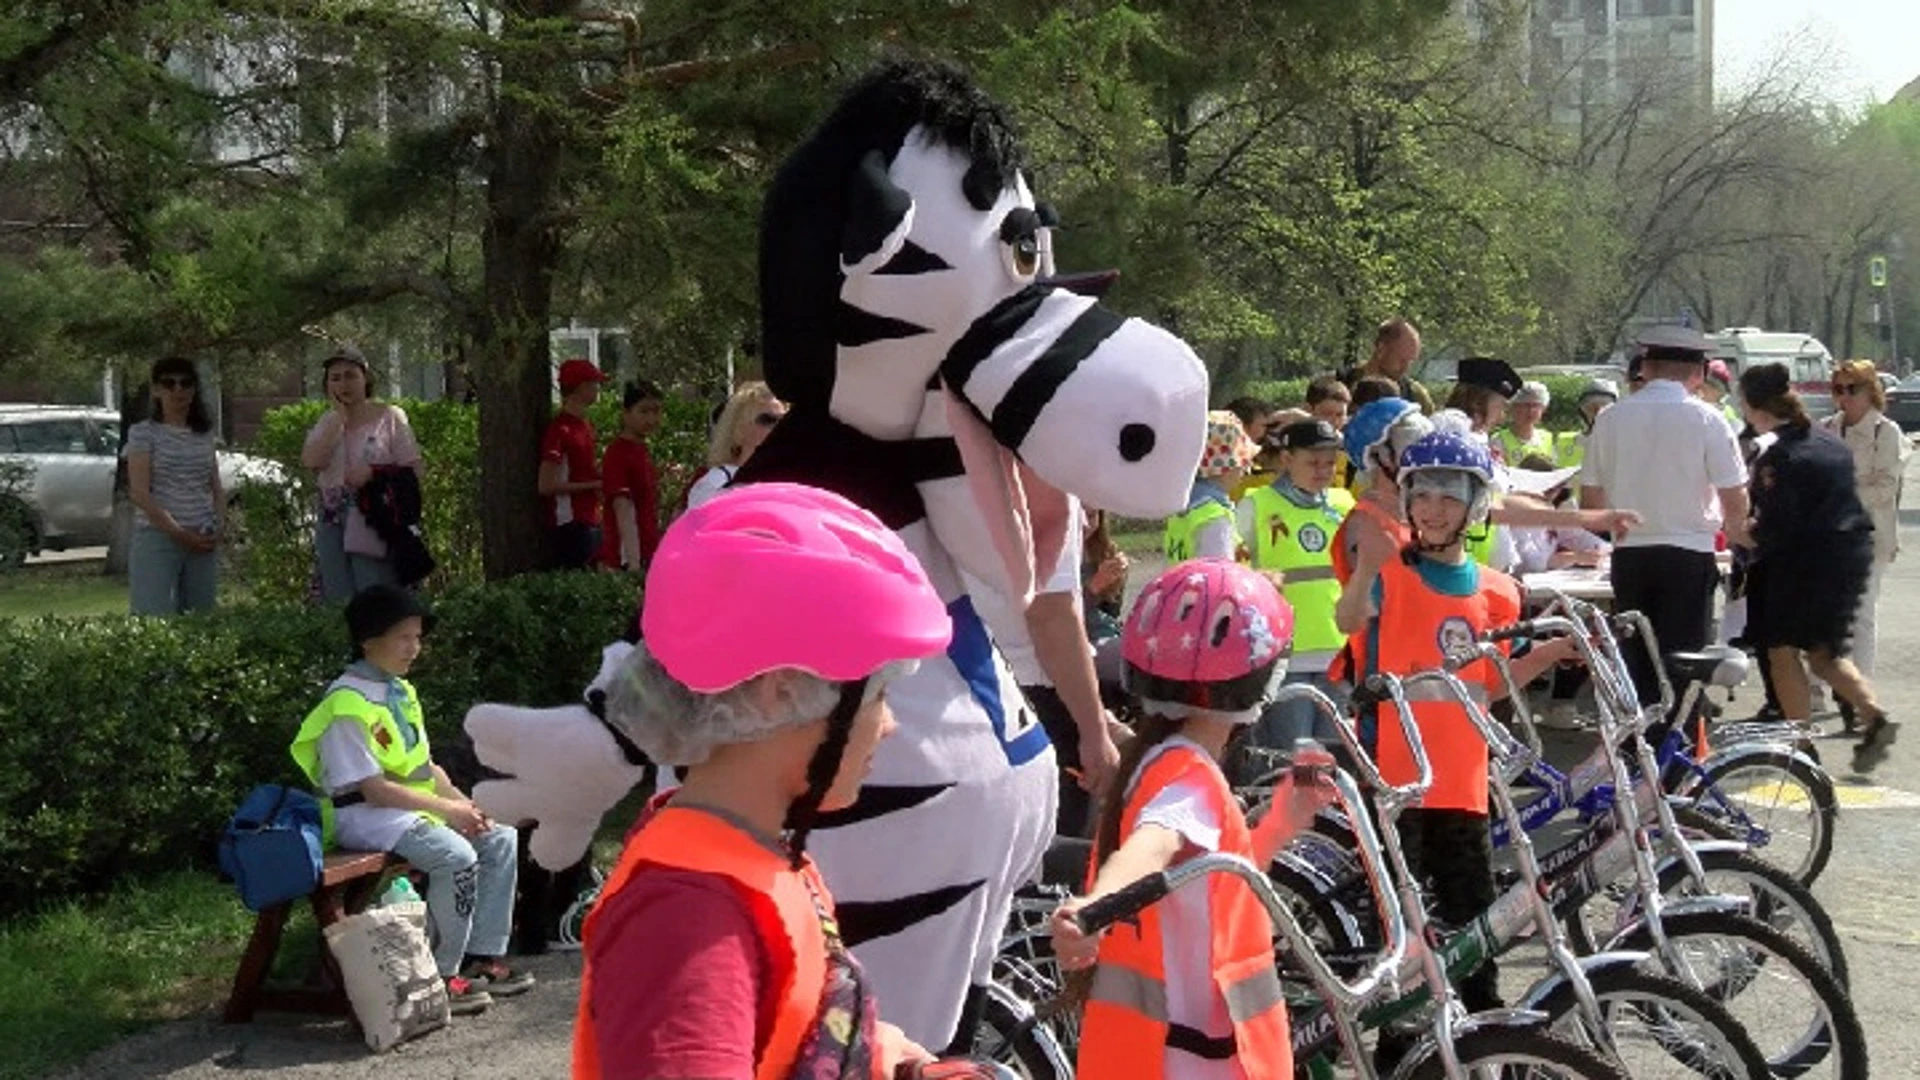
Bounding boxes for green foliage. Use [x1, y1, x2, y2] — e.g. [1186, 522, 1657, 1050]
[236, 393, 711, 599]
[0, 571, 637, 918]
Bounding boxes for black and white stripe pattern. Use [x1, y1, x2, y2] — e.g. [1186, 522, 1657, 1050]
[939, 286, 1125, 452]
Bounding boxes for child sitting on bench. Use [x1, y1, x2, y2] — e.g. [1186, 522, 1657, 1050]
[290, 584, 534, 1016]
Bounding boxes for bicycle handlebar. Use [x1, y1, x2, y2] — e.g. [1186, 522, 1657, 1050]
[1296, 673, 1431, 804]
[1073, 771, 1409, 1008]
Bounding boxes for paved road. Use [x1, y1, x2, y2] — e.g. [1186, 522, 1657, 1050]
[54, 464, 1920, 1077]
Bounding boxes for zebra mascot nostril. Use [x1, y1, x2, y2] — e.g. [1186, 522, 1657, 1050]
[733, 58, 1209, 1050]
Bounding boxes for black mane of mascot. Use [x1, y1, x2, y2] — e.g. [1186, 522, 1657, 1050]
[731, 59, 1210, 1051]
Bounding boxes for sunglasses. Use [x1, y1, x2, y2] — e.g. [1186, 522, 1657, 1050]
[753, 411, 783, 427]
[1831, 382, 1866, 396]
[155, 376, 196, 390]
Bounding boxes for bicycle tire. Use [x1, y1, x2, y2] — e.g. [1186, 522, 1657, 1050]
[1617, 910, 1868, 1080]
[1267, 854, 1369, 973]
[973, 973, 1074, 1080]
[1402, 1025, 1630, 1079]
[1536, 965, 1773, 1079]
[1687, 748, 1836, 887]
[1562, 842, 1849, 989]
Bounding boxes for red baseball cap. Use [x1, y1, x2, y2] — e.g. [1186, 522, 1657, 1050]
[557, 358, 610, 390]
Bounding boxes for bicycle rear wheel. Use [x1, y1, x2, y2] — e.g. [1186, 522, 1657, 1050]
[971, 969, 1074, 1080]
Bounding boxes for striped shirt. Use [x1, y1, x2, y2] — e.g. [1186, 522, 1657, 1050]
[123, 420, 218, 531]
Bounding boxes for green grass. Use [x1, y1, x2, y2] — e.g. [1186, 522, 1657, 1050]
[0, 872, 257, 1080]
[0, 565, 127, 619]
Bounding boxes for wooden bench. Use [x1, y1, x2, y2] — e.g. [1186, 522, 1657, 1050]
[223, 850, 411, 1024]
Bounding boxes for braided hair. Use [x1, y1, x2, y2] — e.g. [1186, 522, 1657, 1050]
[782, 678, 871, 869]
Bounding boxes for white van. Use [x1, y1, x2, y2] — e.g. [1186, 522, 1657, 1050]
[1710, 328, 1836, 418]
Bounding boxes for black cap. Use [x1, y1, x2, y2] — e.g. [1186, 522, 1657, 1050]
[1455, 357, 1522, 398]
[1635, 325, 1712, 363]
[345, 585, 434, 647]
[1277, 419, 1342, 451]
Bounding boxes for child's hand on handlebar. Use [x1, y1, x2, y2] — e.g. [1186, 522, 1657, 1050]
[1049, 897, 1103, 972]
[1532, 636, 1584, 667]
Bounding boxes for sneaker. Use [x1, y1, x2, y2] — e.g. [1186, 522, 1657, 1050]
[1852, 715, 1899, 773]
[462, 957, 536, 998]
[444, 975, 493, 1016]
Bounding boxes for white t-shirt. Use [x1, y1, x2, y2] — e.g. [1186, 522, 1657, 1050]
[1581, 379, 1747, 552]
[1192, 515, 1237, 561]
[685, 465, 737, 510]
[1129, 737, 1236, 1080]
[316, 718, 428, 852]
[962, 500, 1085, 687]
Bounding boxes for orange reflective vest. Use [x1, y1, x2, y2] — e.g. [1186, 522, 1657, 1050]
[574, 806, 869, 1080]
[1346, 557, 1520, 814]
[1079, 746, 1290, 1080]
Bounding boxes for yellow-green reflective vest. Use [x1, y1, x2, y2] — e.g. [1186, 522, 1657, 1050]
[1555, 430, 1585, 471]
[1463, 519, 1502, 568]
[290, 672, 443, 848]
[1494, 426, 1558, 469]
[1243, 485, 1355, 668]
[1164, 499, 1235, 562]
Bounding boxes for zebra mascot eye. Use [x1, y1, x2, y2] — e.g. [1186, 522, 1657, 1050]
[998, 207, 1043, 282]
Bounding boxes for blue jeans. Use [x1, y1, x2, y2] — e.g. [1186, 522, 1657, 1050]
[314, 516, 398, 603]
[390, 820, 519, 976]
[128, 525, 217, 615]
[1252, 670, 1346, 755]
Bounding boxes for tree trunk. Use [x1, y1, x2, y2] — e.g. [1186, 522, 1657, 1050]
[473, 2, 571, 581]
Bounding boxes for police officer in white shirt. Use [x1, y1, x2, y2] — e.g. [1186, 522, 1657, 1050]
[1580, 327, 1750, 706]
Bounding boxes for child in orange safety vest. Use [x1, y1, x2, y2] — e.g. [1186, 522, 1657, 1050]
[575, 483, 999, 1080]
[1331, 429, 1581, 1032]
[1051, 559, 1334, 1080]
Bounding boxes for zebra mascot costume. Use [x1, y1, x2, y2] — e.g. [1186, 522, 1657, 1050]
[466, 58, 1208, 1051]
[733, 59, 1207, 1048]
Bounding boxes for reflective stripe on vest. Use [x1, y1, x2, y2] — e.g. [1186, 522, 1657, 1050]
[1245, 486, 1353, 658]
[1077, 746, 1291, 1080]
[1363, 558, 1521, 814]
[288, 673, 441, 847]
[573, 806, 845, 1080]
[1164, 499, 1233, 562]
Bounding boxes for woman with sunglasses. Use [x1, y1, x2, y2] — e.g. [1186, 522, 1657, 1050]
[122, 355, 222, 615]
[1817, 360, 1910, 728]
[683, 381, 786, 511]
[1738, 363, 1898, 772]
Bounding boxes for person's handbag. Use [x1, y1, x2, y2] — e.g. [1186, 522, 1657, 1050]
[217, 784, 325, 912]
[325, 900, 450, 1051]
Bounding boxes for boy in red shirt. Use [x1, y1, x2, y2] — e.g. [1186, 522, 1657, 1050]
[538, 359, 609, 570]
[599, 380, 664, 572]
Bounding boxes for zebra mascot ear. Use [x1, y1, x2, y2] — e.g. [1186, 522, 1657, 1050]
[841, 150, 914, 276]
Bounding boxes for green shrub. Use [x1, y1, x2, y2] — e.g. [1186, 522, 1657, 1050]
[237, 395, 713, 601]
[0, 571, 637, 918]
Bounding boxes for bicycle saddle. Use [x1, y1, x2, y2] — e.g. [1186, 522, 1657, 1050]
[1664, 645, 1749, 690]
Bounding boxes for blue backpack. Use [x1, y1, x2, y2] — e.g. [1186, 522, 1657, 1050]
[218, 784, 324, 912]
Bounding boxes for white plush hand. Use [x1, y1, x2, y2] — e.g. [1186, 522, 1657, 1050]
[465, 701, 646, 871]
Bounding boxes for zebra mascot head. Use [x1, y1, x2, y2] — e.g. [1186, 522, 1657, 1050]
[746, 58, 1208, 600]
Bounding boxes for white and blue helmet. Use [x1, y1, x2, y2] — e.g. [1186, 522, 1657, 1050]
[1344, 397, 1432, 478]
[1398, 430, 1494, 528]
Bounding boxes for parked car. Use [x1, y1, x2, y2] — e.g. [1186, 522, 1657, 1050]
[1884, 375, 1920, 433]
[0, 405, 289, 567]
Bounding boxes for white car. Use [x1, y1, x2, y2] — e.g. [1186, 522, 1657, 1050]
[0, 404, 289, 567]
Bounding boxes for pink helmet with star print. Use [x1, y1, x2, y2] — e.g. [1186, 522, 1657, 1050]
[1121, 559, 1294, 720]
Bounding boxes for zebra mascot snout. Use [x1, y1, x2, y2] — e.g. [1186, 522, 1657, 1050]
[735, 59, 1209, 1049]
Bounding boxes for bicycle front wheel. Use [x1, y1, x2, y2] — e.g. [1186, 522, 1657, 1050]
[1404, 1026, 1630, 1080]
[1537, 966, 1772, 1080]
[1618, 910, 1868, 1080]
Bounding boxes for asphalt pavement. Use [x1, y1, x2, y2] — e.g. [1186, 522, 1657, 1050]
[51, 460, 1920, 1077]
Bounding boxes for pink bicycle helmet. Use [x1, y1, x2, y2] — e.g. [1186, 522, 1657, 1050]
[641, 483, 952, 692]
[1121, 560, 1295, 717]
